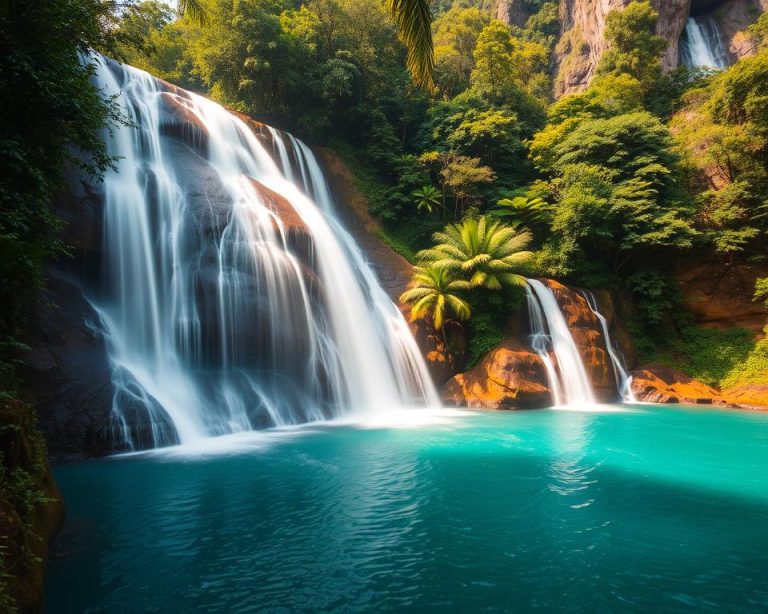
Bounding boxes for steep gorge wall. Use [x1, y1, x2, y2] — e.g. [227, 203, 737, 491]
[493, 0, 765, 96]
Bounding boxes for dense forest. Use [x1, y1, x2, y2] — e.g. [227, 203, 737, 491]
[1, 0, 767, 606]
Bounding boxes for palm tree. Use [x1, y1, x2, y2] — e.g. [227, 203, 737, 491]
[412, 185, 442, 214]
[178, 0, 435, 90]
[400, 266, 471, 337]
[417, 216, 534, 290]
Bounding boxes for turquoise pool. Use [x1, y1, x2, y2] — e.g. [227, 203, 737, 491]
[46, 406, 768, 612]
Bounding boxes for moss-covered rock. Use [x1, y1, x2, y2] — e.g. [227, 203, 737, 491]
[0, 400, 64, 612]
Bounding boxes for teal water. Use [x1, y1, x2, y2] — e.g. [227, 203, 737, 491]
[46, 406, 768, 612]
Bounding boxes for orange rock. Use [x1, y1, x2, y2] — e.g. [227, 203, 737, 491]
[721, 384, 768, 411]
[630, 363, 722, 405]
[442, 340, 551, 409]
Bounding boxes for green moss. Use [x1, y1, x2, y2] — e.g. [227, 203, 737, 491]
[722, 331, 768, 389]
[645, 326, 757, 388]
[467, 312, 505, 368]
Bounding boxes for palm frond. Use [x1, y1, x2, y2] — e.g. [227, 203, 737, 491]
[385, 0, 435, 91]
[178, 0, 208, 25]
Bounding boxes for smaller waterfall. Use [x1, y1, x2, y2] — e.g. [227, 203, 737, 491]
[525, 280, 595, 406]
[581, 291, 637, 403]
[680, 16, 730, 69]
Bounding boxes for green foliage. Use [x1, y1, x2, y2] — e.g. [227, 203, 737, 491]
[489, 182, 554, 232]
[671, 49, 768, 260]
[721, 334, 768, 388]
[755, 278, 768, 307]
[596, 1, 665, 96]
[647, 326, 757, 388]
[532, 112, 695, 280]
[466, 287, 525, 368]
[0, 0, 125, 386]
[416, 215, 534, 290]
[400, 266, 472, 331]
[412, 185, 442, 213]
[471, 19, 550, 104]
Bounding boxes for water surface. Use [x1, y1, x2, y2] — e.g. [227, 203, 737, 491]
[47, 406, 768, 612]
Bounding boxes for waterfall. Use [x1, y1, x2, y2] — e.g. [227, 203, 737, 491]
[525, 280, 595, 406]
[580, 291, 637, 403]
[680, 16, 730, 69]
[90, 55, 438, 450]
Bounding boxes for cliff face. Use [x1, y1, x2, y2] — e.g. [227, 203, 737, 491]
[554, 0, 690, 96]
[551, 0, 764, 97]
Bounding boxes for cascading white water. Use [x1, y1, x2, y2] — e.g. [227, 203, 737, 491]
[581, 291, 637, 403]
[680, 16, 730, 69]
[525, 280, 595, 406]
[90, 55, 438, 450]
[525, 288, 564, 407]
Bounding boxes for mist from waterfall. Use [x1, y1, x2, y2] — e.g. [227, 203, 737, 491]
[680, 16, 730, 69]
[90, 55, 438, 451]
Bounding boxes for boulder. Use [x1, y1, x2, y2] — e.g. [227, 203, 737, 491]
[442, 340, 552, 409]
[630, 363, 722, 404]
[721, 383, 768, 410]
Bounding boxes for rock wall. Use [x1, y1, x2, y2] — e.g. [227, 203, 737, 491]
[712, 0, 768, 60]
[676, 260, 768, 332]
[553, 0, 764, 97]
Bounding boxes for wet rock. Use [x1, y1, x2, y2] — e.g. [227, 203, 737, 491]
[442, 340, 552, 409]
[721, 383, 768, 410]
[630, 363, 722, 404]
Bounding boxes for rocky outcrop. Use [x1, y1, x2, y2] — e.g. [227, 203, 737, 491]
[676, 260, 768, 332]
[630, 363, 723, 404]
[631, 364, 768, 410]
[495, 0, 532, 27]
[554, 0, 764, 97]
[555, 0, 690, 96]
[712, 0, 768, 60]
[721, 383, 768, 410]
[443, 340, 552, 409]
[0, 400, 65, 611]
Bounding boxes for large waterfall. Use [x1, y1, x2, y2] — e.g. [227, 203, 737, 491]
[525, 280, 595, 406]
[680, 16, 730, 69]
[90, 56, 438, 450]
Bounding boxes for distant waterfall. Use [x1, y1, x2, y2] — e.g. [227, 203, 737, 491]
[680, 16, 729, 69]
[525, 280, 595, 406]
[90, 55, 438, 450]
[581, 291, 637, 403]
